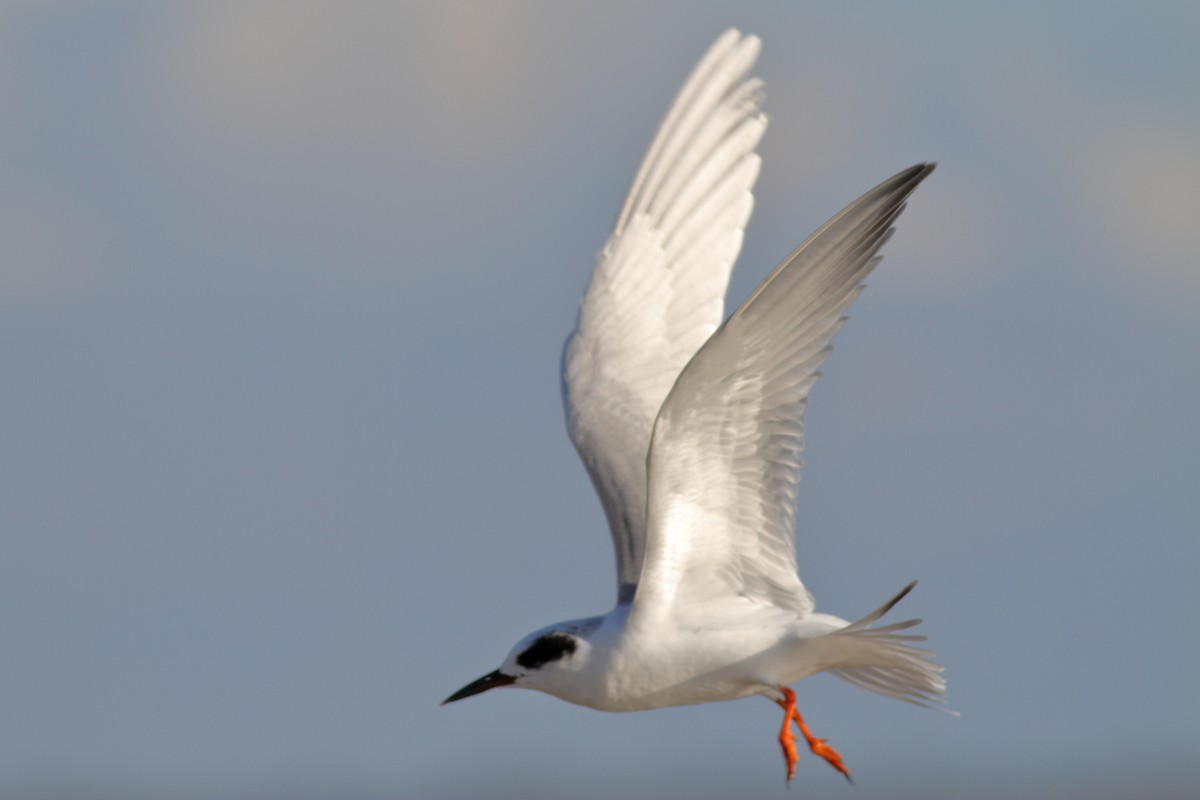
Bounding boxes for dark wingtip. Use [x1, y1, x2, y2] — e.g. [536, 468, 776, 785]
[899, 162, 937, 192]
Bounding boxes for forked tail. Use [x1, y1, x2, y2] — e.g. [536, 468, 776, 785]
[825, 581, 954, 711]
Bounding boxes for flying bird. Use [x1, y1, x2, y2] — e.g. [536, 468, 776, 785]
[443, 29, 948, 784]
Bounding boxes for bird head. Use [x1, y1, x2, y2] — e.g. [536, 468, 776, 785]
[442, 622, 597, 705]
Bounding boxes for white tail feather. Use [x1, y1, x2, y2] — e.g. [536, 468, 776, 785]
[824, 582, 956, 713]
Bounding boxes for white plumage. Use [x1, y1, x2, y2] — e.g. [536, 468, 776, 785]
[446, 29, 949, 784]
[564, 29, 766, 603]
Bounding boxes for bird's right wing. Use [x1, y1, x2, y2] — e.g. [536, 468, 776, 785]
[631, 164, 936, 624]
[562, 30, 767, 604]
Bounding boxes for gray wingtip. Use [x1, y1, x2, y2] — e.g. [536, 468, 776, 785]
[896, 162, 937, 191]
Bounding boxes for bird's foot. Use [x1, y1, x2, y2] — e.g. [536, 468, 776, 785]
[775, 687, 853, 784]
[776, 691, 801, 783]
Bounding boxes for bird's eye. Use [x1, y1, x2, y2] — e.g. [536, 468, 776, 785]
[517, 633, 577, 669]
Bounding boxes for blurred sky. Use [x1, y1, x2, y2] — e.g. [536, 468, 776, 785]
[3, 2, 1199, 798]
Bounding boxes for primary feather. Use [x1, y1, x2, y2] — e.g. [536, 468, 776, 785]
[562, 30, 767, 603]
[633, 164, 936, 624]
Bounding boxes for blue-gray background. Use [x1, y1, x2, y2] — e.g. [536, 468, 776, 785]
[4, 3, 1198, 798]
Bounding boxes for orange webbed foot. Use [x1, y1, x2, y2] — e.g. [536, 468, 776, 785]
[774, 688, 854, 785]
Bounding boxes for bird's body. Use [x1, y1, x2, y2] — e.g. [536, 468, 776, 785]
[444, 29, 949, 784]
[506, 607, 850, 712]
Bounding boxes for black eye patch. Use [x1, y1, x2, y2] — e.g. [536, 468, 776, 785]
[517, 633, 577, 670]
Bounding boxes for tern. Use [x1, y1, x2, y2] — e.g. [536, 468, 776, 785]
[443, 29, 948, 784]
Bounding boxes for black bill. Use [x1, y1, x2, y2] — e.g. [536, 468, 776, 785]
[441, 669, 517, 705]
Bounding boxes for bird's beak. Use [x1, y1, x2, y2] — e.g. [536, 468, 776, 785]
[441, 669, 517, 705]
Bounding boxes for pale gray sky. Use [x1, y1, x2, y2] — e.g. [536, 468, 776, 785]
[4, 2, 1199, 798]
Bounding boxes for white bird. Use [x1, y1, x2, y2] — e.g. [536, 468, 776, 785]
[443, 29, 948, 784]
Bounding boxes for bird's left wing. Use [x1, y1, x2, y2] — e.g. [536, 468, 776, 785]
[563, 30, 767, 604]
[631, 164, 935, 623]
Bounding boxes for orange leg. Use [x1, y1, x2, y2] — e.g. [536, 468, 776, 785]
[774, 687, 853, 784]
[776, 689, 801, 783]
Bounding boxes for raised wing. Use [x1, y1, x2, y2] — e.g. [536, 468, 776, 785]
[562, 30, 767, 604]
[633, 164, 936, 623]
